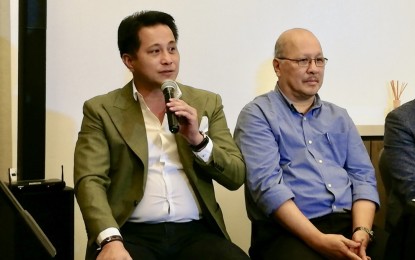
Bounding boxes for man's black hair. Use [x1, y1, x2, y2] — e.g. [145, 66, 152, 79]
[117, 10, 179, 57]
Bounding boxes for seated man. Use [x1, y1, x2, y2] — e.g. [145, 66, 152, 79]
[234, 28, 387, 260]
[383, 99, 415, 259]
[74, 10, 249, 260]
[384, 98, 415, 230]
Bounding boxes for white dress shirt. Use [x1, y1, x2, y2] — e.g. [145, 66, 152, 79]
[97, 83, 213, 244]
[129, 89, 202, 222]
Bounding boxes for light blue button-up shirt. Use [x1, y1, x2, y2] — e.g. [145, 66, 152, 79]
[234, 87, 379, 221]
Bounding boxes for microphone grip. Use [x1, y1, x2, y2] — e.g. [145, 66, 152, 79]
[163, 88, 180, 133]
[167, 110, 179, 133]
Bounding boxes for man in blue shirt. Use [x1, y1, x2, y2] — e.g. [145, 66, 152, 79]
[234, 28, 387, 260]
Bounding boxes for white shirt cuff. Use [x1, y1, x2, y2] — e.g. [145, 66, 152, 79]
[96, 227, 122, 245]
[193, 135, 213, 163]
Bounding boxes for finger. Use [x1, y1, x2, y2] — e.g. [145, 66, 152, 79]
[349, 246, 359, 254]
[175, 108, 197, 118]
[359, 247, 369, 260]
[343, 238, 361, 248]
[346, 250, 363, 260]
[169, 101, 196, 116]
[166, 99, 185, 110]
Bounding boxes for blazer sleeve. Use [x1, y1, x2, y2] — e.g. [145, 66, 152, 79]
[193, 93, 246, 191]
[73, 98, 119, 244]
[384, 108, 415, 202]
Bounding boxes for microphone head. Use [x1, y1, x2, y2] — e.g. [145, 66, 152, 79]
[161, 79, 179, 92]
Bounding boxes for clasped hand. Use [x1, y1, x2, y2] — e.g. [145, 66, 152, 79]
[315, 233, 371, 260]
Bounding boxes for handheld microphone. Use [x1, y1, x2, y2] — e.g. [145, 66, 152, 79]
[161, 80, 180, 134]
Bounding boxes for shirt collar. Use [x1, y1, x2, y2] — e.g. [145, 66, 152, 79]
[275, 82, 322, 114]
[132, 81, 183, 101]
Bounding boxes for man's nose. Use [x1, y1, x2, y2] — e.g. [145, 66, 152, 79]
[161, 51, 173, 64]
[306, 60, 319, 72]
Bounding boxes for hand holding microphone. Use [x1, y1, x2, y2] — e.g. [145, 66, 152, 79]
[161, 80, 206, 147]
[161, 80, 180, 134]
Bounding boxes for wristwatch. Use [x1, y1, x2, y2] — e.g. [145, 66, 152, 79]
[353, 226, 374, 242]
[189, 131, 209, 152]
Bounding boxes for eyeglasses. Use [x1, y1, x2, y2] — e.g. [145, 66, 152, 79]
[276, 57, 328, 67]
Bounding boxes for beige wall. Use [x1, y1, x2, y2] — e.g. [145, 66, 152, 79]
[0, 0, 12, 182]
[5, 1, 415, 260]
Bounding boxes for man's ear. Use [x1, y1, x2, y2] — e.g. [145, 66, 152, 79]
[121, 53, 135, 72]
[273, 58, 281, 77]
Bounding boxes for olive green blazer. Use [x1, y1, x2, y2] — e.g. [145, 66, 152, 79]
[74, 81, 245, 259]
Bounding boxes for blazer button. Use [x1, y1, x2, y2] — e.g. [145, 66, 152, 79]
[133, 200, 139, 206]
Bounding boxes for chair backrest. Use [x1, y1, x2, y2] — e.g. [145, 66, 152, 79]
[378, 148, 392, 197]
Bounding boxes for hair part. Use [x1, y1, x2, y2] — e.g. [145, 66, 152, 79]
[117, 10, 179, 57]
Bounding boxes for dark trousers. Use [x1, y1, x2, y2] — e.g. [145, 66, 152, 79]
[250, 213, 388, 260]
[385, 211, 415, 260]
[119, 220, 250, 260]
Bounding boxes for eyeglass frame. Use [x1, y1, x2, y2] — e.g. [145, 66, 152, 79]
[276, 57, 328, 67]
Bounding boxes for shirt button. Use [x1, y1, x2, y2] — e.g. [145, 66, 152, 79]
[318, 159, 323, 163]
[327, 184, 332, 188]
[308, 140, 312, 144]
[333, 205, 337, 209]
[303, 117, 307, 121]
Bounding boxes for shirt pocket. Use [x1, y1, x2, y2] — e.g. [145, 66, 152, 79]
[319, 132, 348, 166]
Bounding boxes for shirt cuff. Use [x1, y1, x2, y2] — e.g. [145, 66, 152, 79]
[96, 227, 122, 245]
[193, 135, 213, 163]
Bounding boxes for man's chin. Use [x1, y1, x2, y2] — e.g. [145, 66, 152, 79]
[306, 84, 321, 92]
[159, 73, 178, 81]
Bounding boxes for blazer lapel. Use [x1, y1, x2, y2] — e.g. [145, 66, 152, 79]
[104, 82, 148, 173]
[175, 134, 198, 185]
[175, 87, 206, 186]
[102, 82, 207, 187]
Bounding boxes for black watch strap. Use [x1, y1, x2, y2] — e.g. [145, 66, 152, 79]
[98, 235, 123, 250]
[190, 132, 209, 152]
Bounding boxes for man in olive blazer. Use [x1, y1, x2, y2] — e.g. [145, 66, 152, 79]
[74, 81, 246, 259]
[74, 10, 248, 260]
